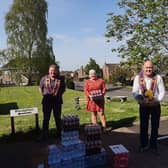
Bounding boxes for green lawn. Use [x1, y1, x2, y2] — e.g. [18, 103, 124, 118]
[0, 86, 168, 140]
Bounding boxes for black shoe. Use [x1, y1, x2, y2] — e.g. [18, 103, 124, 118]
[139, 145, 149, 153]
[102, 127, 111, 134]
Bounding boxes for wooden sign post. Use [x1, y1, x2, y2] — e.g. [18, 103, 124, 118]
[10, 107, 39, 134]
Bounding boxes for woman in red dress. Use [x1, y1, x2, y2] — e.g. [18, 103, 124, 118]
[84, 69, 106, 129]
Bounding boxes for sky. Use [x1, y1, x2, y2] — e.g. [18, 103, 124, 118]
[0, 0, 123, 71]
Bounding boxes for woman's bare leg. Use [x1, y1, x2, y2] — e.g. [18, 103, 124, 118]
[98, 111, 106, 128]
[91, 112, 97, 124]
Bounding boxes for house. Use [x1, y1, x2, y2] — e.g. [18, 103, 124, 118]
[102, 63, 120, 81]
[0, 66, 28, 86]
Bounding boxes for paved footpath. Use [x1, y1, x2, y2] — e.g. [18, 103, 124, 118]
[106, 87, 168, 102]
[102, 117, 168, 168]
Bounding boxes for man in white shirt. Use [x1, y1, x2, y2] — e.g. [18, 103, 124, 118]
[132, 60, 165, 155]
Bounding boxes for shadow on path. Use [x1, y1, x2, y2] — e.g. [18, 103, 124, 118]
[1, 118, 168, 168]
[0, 102, 18, 115]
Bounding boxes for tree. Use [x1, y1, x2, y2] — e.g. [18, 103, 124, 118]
[110, 64, 134, 85]
[84, 58, 102, 77]
[32, 37, 57, 82]
[64, 73, 75, 90]
[152, 54, 168, 74]
[0, 49, 8, 67]
[106, 0, 168, 70]
[5, 0, 56, 85]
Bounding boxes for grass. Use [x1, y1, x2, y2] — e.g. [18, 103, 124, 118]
[0, 86, 168, 142]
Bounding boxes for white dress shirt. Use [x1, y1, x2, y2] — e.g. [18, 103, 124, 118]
[132, 74, 165, 102]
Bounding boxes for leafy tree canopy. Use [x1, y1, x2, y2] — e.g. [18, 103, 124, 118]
[0, 49, 9, 67]
[5, 0, 56, 85]
[84, 58, 102, 77]
[106, 0, 168, 70]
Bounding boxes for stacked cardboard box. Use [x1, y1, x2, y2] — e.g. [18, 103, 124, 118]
[85, 148, 106, 168]
[108, 144, 129, 168]
[84, 124, 107, 168]
[84, 124, 102, 155]
[48, 114, 85, 168]
[61, 115, 80, 145]
[38, 116, 130, 168]
[48, 144, 62, 168]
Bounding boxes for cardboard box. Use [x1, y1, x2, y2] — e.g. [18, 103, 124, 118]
[108, 144, 129, 168]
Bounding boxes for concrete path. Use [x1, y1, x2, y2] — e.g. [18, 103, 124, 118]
[102, 117, 168, 168]
[0, 118, 168, 168]
[106, 87, 168, 102]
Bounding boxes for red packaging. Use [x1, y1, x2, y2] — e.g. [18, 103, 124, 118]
[108, 144, 129, 168]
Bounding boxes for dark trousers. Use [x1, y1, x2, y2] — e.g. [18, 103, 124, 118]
[42, 95, 62, 135]
[139, 104, 161, 149]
